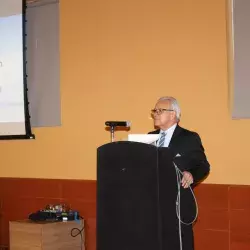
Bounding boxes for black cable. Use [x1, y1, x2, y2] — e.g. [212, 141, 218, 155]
[70, 227, 84, 237]
[70, 216, 85, 250]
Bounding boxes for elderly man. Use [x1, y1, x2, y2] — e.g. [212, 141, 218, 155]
[149, 96, 210, 250]
[149, 96, 210, 186]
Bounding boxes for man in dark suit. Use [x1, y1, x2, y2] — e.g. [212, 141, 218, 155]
[149, 96, 210, 187]
[149, 96, 210, 250]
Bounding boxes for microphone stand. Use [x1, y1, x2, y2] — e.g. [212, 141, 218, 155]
[110, 125, 115, 142]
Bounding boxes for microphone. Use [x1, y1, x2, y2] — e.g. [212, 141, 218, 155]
[105, 121, 131, 127]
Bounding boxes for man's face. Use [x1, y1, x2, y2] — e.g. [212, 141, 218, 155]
[152, 100, 176, 130]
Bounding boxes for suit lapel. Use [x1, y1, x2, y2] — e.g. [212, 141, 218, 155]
[168, 124, 183, 147]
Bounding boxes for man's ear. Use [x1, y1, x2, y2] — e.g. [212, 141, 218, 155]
[171, 111, 176, 120]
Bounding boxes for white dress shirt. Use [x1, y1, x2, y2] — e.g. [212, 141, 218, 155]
[157, 123, 177, 147]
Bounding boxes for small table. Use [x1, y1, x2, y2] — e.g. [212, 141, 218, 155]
[9, 219, 85, 250]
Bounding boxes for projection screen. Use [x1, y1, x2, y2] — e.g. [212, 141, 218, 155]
[231, 0, 250, 119]
[0, 0, 34, 139]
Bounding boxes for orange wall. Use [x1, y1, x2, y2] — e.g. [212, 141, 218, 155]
[0, 0, 249, 185]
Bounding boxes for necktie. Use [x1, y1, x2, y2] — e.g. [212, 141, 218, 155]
[158, 132, 166, 147]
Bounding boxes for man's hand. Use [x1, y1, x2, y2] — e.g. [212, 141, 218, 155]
[181, 171, 193, 188]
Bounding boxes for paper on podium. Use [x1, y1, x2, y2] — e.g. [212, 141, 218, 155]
[128, 134, 159, 144]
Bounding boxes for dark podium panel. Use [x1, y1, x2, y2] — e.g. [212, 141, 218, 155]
[97, 141, 196, 250]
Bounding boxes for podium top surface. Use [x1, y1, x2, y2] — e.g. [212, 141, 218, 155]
[98, 141, 157, 150]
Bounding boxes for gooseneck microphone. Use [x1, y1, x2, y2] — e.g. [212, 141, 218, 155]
[105, 121, 131, 127]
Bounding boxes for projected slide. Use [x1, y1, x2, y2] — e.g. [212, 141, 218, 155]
[0, 0, 27, 136]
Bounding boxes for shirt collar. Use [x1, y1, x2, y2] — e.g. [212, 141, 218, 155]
[160, 123, 177, 134]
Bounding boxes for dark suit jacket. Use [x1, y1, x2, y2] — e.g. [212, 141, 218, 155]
[149, 125, 210, 184]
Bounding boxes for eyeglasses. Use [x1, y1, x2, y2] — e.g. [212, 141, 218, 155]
[151, 108, 174, 115]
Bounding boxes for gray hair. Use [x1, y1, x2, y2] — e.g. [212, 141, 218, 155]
[157, 96, 181, 121]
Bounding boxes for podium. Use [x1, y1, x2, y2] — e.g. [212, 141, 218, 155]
[97, 141, 196, 250]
